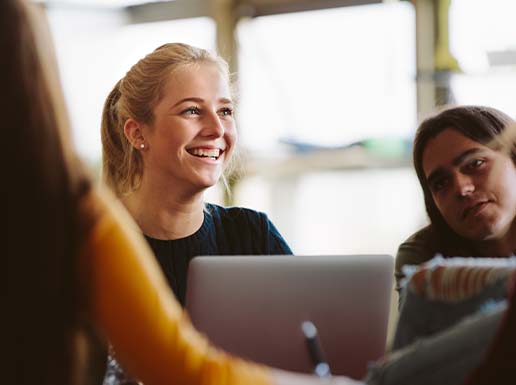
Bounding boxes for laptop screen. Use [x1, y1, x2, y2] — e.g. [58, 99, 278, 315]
[185, 254, 394, 379]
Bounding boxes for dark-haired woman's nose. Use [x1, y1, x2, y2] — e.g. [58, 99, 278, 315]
[455, 173, 475, 198]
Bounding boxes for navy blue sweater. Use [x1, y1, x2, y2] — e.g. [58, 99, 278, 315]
[145, 203, 292, 305]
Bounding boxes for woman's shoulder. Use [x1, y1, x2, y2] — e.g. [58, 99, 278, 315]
[402, 225, 438, 244]
[395, 225, 474, 272]
[206, 203, 268, 223]
[205, 203, 277, 238]
[396, 226, 439, 269]
[205, 203, 292, 254]
[398, 225, 474, 261]
[399, 224, 438, 248]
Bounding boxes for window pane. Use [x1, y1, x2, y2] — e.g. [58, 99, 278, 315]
[237, 3, 416, 150]
[449, 0, 516, 114]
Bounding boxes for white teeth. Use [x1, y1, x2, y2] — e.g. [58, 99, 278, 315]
[190, 148, 221, 158]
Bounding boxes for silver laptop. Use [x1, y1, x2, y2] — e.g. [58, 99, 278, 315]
[185, 255, 394, 379]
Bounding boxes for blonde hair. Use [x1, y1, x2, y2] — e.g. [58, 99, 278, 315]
[101, 43, 231, 197]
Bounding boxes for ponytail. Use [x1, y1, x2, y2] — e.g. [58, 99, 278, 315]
[100, 80, 142, 197]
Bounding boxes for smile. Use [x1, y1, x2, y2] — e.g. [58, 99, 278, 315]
[462, 200, 492, 220]
[186, 147, 224, 160]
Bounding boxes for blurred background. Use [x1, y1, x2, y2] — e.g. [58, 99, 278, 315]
[39, 0, 515, 258]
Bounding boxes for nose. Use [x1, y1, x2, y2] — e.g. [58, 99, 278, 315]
[454, 173, 475, 198]
[201, 111, 225, 138]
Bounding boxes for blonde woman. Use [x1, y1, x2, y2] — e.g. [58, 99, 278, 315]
[101, 43, 292, 306]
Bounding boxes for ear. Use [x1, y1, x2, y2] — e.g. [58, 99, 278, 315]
[123, 118, 146, 150]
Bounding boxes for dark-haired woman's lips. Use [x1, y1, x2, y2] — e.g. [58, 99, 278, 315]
[462, 200, 492, 220]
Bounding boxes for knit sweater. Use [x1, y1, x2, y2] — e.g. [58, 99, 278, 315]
[145, 203, 293, 305]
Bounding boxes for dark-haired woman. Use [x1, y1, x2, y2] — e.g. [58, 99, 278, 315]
[395, 105, 516, 291]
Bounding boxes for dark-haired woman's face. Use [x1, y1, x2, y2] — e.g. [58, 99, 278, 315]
[423, 128, 516, 242]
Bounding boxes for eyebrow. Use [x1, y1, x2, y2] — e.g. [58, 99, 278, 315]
[170, 97, 233, 109]
[426, 147, 485, 186]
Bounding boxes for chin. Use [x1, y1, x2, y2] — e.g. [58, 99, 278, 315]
[194, 177, 221, 190]
[462, 223, 503, 242]
[189, 171, 223, 189]
[456, 211, 505, 240]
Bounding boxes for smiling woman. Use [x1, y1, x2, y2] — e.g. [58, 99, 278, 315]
[101, 43, 292, 297]
[395, 105, 516, 292]
[124, 62, 236, 194]
[100, 43, 293, 384]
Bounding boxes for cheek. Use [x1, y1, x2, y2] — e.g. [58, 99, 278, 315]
[500, 169, 516, 213]
[490, 161, 516, 200]
[433, 194, 456, 223]
[223, 146, 235, 166]
[225, 125, 237, 147]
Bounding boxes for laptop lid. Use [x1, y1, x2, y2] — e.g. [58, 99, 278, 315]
[185, 255, 394, 379]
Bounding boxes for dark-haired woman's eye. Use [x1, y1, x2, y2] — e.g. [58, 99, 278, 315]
[431, 178, 448, 193]
[464, 158, 486, 172]
[468, 158, 485, 168]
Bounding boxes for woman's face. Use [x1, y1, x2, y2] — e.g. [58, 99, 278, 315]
[422, 128, 516, 242]
[143, 62, 236, 192]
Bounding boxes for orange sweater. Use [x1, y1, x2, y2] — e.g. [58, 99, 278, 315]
[84, 188, 272, 385]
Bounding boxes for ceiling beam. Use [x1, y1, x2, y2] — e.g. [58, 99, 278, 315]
[127, 0, 210, 24]
[125, 0, 407, 24]
[240, 0, 383, 17]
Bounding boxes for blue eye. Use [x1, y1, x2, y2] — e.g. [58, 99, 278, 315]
[184, 106, 200, 115]
[219, 107, 233, 117]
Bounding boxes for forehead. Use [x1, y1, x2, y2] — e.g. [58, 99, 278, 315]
[422, 128, 490, 177]
[162, 62, 231, 100]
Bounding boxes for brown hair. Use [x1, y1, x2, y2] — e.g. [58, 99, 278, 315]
[413, 105, 516, 240]
[4, 1, 96, 384]
[101, 43, 231, 197]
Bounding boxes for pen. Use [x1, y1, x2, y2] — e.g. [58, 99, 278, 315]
[301, 321, 332, 378]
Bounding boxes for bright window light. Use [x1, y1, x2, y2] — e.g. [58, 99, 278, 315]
[450, 0, 516, 114]
[237, 2, 416, 151]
